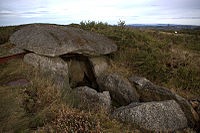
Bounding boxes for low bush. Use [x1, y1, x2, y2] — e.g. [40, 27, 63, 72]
[77, 21, 200, 97]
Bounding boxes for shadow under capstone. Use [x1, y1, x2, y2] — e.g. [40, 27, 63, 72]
[61, 54, 99, 91]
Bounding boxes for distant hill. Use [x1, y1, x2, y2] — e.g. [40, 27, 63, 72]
[127, 24, 200, 30]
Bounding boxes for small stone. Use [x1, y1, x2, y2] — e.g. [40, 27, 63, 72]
[5, 79, 30, 86]
[75, 86, 111, 110]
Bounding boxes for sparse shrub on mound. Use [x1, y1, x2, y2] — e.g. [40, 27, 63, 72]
[80, 20, 109, 32]
[78, 21, 200, 97]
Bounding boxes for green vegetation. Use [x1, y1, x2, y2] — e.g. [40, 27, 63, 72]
[179, 28, 200, 36]
[0, 26, 18, 56]
[0, 59, 136, 132]
[0, 26, 18, 44]
[0, 42, 15, 57]
[0, 22, 199, 132]
[76, 21, 200, 98]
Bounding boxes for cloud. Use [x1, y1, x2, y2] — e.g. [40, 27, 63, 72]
[23, 11, 47, 14]
[171, 17, 200, 20]
[0, 8, 51, 18]
[0, 10, 18, 17]
[151, 5, 160, 7]
[0, 0, 200, 26]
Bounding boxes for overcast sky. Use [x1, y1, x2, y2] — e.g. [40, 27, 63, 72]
[0, 0, 200, 26]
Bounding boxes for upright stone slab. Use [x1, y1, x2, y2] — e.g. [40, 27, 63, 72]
[65, 57, 98, 88]
[89, 56, 108, 78]
[24, 53, 69, 88]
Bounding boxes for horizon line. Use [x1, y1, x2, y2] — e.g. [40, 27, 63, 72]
[0, 22, 200, 27]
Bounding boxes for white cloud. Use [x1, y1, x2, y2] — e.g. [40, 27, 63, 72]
[0, 0, 200, 26]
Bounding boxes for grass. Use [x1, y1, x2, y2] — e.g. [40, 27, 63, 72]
[0, 26, 18, 45]
[0, 42, 15, 57]
[75, 21, 200, 98]
[0, 22, 199, 132]
[0, 59, 138, 132]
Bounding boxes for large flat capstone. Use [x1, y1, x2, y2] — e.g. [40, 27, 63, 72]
[10, 24, 117, 57]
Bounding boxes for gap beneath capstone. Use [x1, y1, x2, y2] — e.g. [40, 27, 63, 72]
[60, 54, 99, 91]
